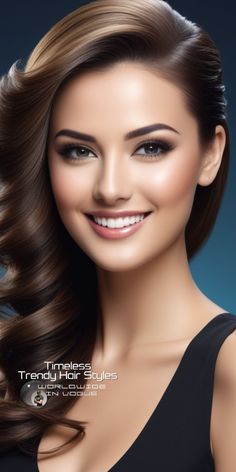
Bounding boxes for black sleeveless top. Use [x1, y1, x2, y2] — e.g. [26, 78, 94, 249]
[1, 312, 236, 471]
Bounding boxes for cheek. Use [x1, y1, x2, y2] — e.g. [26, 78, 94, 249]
[48, 160, 90, 210]
[142, 153, 200, 208]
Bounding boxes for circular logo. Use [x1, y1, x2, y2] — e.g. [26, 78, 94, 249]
[20, 380, 48, 407]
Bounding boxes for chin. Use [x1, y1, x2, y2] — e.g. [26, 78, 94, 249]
[87, 251, 155, 273]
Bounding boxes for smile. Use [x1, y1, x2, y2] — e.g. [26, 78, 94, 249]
[92, 213, 148, 228]
[85, 212, 152, 239]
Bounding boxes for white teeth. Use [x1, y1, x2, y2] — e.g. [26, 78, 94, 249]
[92, 214, 146, 228]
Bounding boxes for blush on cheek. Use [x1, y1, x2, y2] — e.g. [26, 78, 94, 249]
[50, 177, 73, 208]
[49, 165, 85, 208]
[50, 166, 93, 212]
[146, 157, 199, 206]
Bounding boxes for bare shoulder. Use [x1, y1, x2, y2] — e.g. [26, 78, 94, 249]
[214, 327, 236, 384]
[211, 326, 236, 471]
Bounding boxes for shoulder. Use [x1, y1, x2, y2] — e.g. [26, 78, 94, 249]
[214, 327, 236, 387]
[211, 326, 236, 470]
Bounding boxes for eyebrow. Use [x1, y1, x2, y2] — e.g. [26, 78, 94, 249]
[54, 123, 180, 142]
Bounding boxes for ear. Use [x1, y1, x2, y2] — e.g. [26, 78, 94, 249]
[198, 125, 226, 186]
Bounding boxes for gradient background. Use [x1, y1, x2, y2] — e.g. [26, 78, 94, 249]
[0, 0, 235, 314]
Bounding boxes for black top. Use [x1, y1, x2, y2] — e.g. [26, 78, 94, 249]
[1, 312, 236, 472]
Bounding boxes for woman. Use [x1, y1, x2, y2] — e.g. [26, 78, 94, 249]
[0, 0, 235, 470]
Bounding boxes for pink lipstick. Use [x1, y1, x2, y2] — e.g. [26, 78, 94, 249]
[85, 212, 152, 240]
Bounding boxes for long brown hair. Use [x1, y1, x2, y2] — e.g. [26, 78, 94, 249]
[0, 0, 229, 455]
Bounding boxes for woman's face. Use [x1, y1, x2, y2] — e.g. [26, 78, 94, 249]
[47, 61, 211, 271]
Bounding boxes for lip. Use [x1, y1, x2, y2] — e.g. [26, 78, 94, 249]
[85, 210, 152, 218]
[85, 212, 152, 240]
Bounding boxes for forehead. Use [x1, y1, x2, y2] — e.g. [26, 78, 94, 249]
[49, 61, 197, 137]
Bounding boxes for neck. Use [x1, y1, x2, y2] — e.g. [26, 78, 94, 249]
[93, 235, 215, 364]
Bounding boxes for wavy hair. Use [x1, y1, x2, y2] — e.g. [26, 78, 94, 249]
[0, 0, 229, 455]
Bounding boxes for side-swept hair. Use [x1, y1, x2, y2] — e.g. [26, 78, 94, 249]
[0, 0, 229, 454]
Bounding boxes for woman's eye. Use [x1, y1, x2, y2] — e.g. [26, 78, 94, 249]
[57, 143, 96, 160]
[134, 140, 174, 160]
[57, 139, 174, 162]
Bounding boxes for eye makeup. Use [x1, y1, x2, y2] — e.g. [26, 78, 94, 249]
[56, 137, 175, 162]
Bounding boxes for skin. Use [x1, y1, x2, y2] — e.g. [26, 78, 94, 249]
[47, 61, 226, 359]
[37, 61, 230, 471]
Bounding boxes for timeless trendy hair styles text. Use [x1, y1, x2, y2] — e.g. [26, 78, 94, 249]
[0, 0, 229, 455]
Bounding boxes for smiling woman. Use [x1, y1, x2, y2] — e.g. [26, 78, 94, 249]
[0, 0, 235, 471]
[47, 62, 221, 264]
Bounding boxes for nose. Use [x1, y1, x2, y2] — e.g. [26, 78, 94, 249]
[92, 153, 132, 204]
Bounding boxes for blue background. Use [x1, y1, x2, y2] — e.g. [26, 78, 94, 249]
[0, 0, 235, 314]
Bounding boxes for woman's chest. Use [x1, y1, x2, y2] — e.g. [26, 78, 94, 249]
[37, 343, 187, 472]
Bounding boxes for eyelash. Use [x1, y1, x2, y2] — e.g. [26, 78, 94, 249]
[57, 139, 174, 162]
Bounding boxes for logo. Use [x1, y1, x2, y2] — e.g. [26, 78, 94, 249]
[20, 380, 48, 407]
